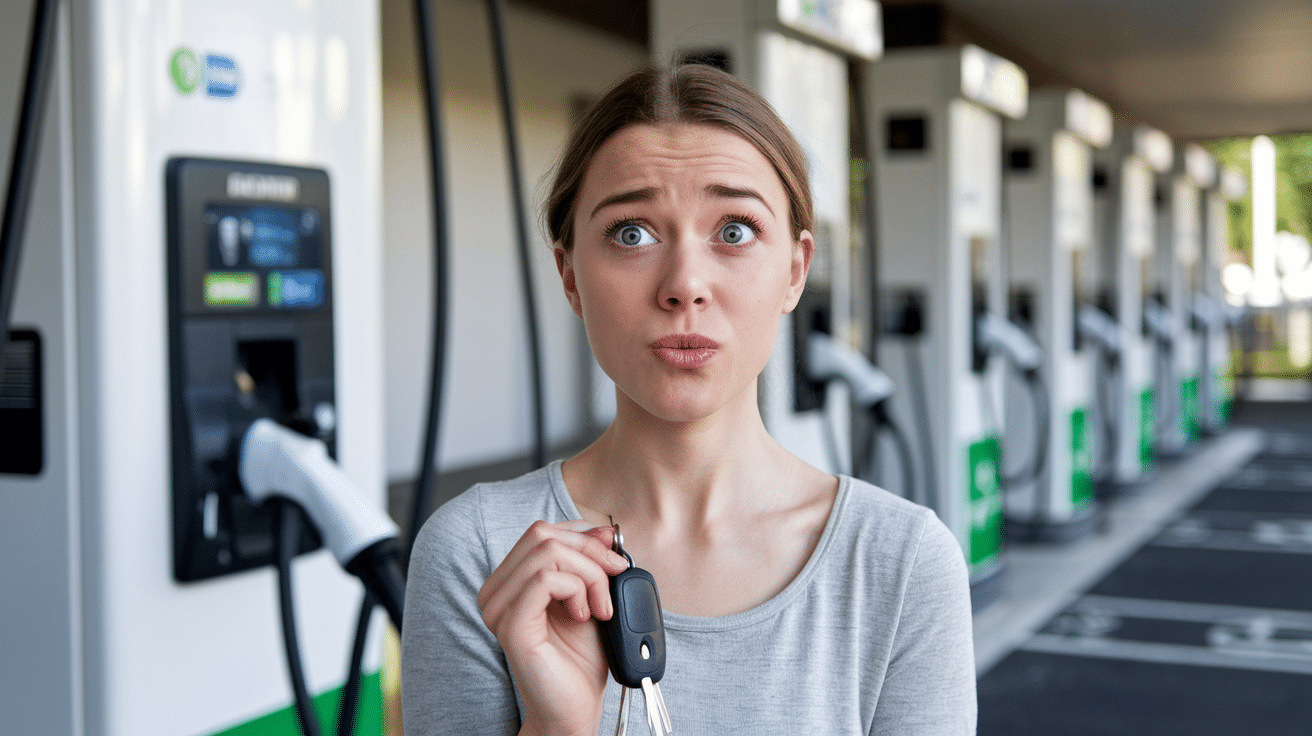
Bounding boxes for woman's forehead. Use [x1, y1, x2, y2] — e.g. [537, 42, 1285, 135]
[577, 123, 787, 213]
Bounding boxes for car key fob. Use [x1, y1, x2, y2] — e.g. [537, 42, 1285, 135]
[600, 520, 667, 689]
[601, 564, 667, 688]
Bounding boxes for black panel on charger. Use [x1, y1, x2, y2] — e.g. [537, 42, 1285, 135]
[0, 329, 42, 475]
[167, 157, 336, 582]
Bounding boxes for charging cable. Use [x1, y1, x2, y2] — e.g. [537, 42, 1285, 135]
[1077, 304, 1123, 490]
[975, 312, 1044, 374]
[1143, 298, 1176, 437]
[805, 332, 917, 500]
[976, 312, 1051, 533]
[240, 419, 406, 736]
[1143, 298, 1176, 342]
[0, 0, 57, 356]
[806, 332, 894, 408]
[1077, 304, 1122, 357]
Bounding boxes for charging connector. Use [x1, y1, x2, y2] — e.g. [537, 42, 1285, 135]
[1143, 298, 1175, 343]
[240, 418, 405, 628]
[806, 332, 895, 408]
[975, 312, 1043, 375]
[1077, 304, 1122, 358]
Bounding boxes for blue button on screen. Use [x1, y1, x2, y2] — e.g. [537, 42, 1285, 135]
[268, 270, 325, 309]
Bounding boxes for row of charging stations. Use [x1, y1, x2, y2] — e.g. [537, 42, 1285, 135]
[1153, 144, 1214, 455]
[1092, 125, 1173, 490]
[648, 14, 1249, 611]
[1202, 167, 1248, 431]
[867, 45, 1026, 601]
[1000, 89, 1111, 542]
[647, 3, 1246, 607]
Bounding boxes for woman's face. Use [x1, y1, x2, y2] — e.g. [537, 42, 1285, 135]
[556, 122, 813, 424]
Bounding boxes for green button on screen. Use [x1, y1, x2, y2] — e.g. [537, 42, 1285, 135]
[204, 272, 258, 307]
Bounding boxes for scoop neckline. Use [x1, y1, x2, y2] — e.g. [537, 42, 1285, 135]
[544, 459, 852, 633]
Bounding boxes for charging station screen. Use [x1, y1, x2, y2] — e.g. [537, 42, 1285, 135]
[202, 204, 327, 310]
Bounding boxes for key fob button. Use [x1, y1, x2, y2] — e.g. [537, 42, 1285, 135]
[621, 575, 661, 633]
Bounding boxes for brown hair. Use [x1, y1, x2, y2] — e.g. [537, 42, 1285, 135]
[546, 64, 813, 251]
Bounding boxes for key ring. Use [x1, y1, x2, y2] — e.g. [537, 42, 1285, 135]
[609, 515, 634, 568]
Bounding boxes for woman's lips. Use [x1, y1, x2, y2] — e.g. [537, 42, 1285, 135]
[650, 334, 720, 369]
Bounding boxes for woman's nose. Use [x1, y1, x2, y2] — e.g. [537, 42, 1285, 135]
[657, 240, 711, 310]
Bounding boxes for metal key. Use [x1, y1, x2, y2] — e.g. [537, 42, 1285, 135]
[602, 519, 672, 735]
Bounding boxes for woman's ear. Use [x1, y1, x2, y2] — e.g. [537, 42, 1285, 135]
[781, 229, 815, 313]
[555, 246, 583, 317]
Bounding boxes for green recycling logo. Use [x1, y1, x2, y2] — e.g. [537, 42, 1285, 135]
[971, 459, 999, 526]
[170, 48, 200, 95]
[1070, 407, 1094, 508]
[968, 436, 1003, 567]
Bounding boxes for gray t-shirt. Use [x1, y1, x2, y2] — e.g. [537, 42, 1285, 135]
[401, 461, 976, 735]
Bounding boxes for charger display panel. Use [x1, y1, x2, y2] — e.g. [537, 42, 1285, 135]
[167, 158, 336, 582]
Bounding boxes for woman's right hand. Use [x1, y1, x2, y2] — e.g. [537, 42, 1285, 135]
[478, 520, 632, 736]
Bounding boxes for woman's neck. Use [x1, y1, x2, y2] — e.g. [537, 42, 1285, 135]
[565, 380, 808, 530]
[561, 380, 840, 617]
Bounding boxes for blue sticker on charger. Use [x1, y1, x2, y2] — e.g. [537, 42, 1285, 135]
[205, 54, 240, 98]
[267, 270, 325, 309]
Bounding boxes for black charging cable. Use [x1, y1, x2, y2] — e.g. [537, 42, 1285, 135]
[996, 363, 1052, 540]
[1001, 365, 1050, 490]
[407, 0, 453, 563]
[328, 4, 453, 733]
[1093, 347, 1121, 489]
[1090, 347, 1120, 533]
[904, 340, 940, 513]
[335, 590, 376, 736]
[865, 403, 917, 504]
[486, 0, 547, 471]
[274, 499, 323, 736]
[0, 0, 57, 355]
[336, 3, 455, 733]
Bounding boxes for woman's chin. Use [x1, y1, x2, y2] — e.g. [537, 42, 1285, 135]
[618, 385, 754, 426]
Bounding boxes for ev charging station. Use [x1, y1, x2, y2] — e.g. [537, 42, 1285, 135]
[1091, 124, 1173, 490]
[0, 1, 391, 734]
[866, 45, 1029, 604]
[650, 0, 882, 476]
[1001, 89, 1112, 542]
[1152, 143, 1216, 455]
[1199, 167, 1246, 433]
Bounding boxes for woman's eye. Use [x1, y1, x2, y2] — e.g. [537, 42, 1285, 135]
[718, 221, 757, 245]
[614, 224, 657, 247]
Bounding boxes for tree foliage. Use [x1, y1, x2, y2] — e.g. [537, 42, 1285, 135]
[1204, 134, 1312, 255]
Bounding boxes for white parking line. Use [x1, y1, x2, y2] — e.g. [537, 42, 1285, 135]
[1070, 595, 1312, 628]
[1153, 516, 1312, 555]
[972, 429, 1266, 676]
[1023, 634, 1312, 676]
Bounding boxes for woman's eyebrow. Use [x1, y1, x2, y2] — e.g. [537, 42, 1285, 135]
[705, 183, 774, 215]
[589, 187, 659, 219]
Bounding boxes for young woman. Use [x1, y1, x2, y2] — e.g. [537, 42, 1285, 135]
[401, 64, 976, 736]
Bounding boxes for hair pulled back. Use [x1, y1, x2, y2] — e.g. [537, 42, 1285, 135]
[546, 64, 813, 251]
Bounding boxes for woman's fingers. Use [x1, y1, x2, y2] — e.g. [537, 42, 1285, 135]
[484, 521, 625, 593]
[479, 521, 630, 637]
[482, 539, 608, 628]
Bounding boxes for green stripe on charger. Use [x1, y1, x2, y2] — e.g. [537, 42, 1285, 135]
[207, 671, 384, 736]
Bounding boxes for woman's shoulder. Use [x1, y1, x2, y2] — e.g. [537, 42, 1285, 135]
[832, 476, 963, 572]
[839, 476, 937, 532]
[413, 461, 574, 564]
